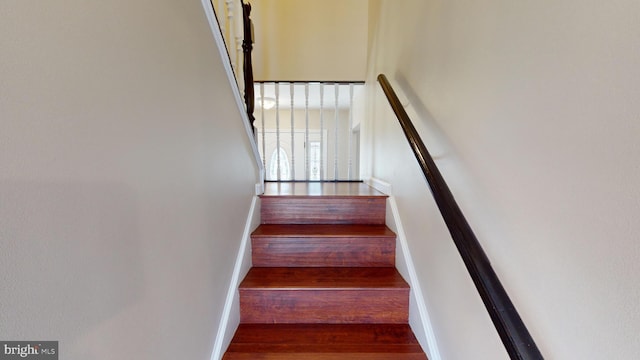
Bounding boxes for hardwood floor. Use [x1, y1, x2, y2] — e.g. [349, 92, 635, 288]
[222, 182, 427, 359]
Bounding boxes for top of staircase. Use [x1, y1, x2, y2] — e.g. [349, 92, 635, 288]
[263, 182, 386, 197]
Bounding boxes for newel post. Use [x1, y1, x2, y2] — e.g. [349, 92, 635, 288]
[241, 0, 255, 133]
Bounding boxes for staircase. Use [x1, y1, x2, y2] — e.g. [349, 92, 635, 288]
[223, 182, 427, 359]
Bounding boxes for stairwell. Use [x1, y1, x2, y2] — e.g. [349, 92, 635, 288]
[223, 182, 427, 359]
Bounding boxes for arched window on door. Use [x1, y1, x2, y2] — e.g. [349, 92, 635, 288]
[269, 147, 290, 180]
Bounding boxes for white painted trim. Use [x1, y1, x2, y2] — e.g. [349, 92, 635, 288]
[367, 177, 442, 360]
[255, 182, 264, 196]
[200, 0, 265, 189]
[210, 196, 258, 360]
[368, 177, 392, 195]
[389, 195, 442, 360]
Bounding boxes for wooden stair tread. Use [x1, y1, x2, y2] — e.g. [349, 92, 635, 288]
[223, 353, 428, 359]
[251, 234, 396, 267]
[263, 182, 387, 197]
[224, 324, 427, 359]
[252, 224, 396, 238]
[227, 345, 424, 352]
[260, 182, 387, 226]
[225, 324, 426, 360]
[239, 289, 409, 324]
[251, 225, 396, 267]
[260, 197, 387, 225]
[240, 267, 409, 289]
[225, 182, 426, 358]
[229, 324, 421, 345]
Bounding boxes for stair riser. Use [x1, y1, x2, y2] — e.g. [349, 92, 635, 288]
[225, 184, 426, 358]
[224, 353, 428, 360]
[228, 324, 420, 344]
[261, 197, 386, 225]
[226, 344, 424, 352]
[252, 237, 395, 267]
[223, 324, 428, 360]
[240, 289, 409, 324]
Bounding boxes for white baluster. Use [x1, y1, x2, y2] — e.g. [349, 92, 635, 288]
[319, 83, 324, 181]
[305, 84, 310, 180]
[260, 82, 266, 168]
[215, 0, 226, 32]
[348, 83, 354, 180]
[235, 0, 243, 85]
[334, 83, 339, 180]
[225, 0, 236, 72]
[290, 83, 295, 180]
[275, 83, 281, 181]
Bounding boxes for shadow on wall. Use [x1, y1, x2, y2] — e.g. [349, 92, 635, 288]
[0, 181, 142, 341]
[392, 73, 455, 162]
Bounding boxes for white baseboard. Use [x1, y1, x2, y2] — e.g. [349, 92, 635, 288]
[367, 178, 442, 360]
[210, 196, 259, 360]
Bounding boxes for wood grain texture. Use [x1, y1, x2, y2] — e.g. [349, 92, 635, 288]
[263, 182, 387, 196]
[240, 289, 408, 324]
[239, 267, 409, 289]
[252, 237, 395, 267]
[224, 181, 426, 358]
[223, 353, 428, 359]
[229, 324, 421, 345]
[251, 224, 396, 238]
[260, 197, 387, 225]
[223, 324, 427, 359]
[251, 224, 396, 267]
[239, 268, 409, 324]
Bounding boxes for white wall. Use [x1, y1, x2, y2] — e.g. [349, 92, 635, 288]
[251, 0, 369, 81]
[0, 1, 259, 359]
[364, 0, 640, 359]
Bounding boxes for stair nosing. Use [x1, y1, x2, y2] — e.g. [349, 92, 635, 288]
[251, 224, 396, 238]
[239, 267, 410, 290]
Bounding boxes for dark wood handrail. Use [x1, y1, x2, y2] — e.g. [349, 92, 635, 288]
[377, 74, 543, 360]
[241, 0, 255, 133]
